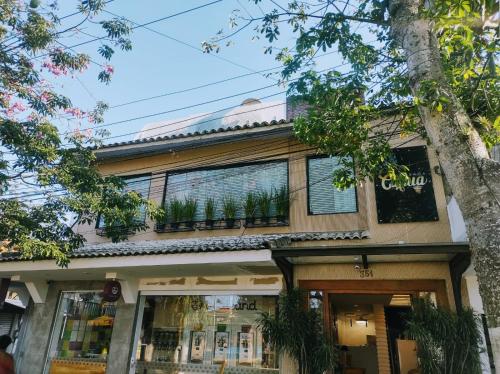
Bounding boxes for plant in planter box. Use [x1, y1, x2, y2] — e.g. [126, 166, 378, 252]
[222, 195, 238, 228]
[244, 192, 257, 225]
[184, 197, 198, 228]
[274, 185, 289, 223]
[258, 191, 272, 223]
[204, 197, 216, 227]
[169, 198, 184, 229]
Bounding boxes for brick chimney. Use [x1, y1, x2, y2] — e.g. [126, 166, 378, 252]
[286, 95, 310, 121]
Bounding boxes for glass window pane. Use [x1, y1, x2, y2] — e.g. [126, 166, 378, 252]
[164, 161, 288, 221]
[308, 157, 357, 214]
[135, 295, 278, 372]
[46, 292, 116, 372]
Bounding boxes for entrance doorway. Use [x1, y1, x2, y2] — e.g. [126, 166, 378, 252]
[326, 293, 418, 374]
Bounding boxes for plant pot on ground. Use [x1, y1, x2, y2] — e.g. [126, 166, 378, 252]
[204, 197, 216, 227]
[274, 185, 290, 223]
[222, 195, 238, 228]
[258, 191, 272, 224]
[169, 198, 183, 229]
[244, 191, 257, 225]
[184, 197, 198, 228]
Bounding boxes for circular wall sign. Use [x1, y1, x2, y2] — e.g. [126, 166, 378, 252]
[102, 280, 121, 302]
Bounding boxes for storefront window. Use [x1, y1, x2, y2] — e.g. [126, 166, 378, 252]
[135, 295, 278, 373]
[45, 291, 116, 373]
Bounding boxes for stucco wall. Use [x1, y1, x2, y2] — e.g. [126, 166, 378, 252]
[77, 135, 452, 247]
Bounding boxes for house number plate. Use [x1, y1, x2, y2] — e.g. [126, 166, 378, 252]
[359, 269, 374, 278]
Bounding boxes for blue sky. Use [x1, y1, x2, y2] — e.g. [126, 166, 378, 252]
[51, 0, 350, 143]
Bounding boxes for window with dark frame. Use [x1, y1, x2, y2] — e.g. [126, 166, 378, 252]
[307, 156, 357, 215]
[96, 174, 152, 228]
[163, 160, 288, 221]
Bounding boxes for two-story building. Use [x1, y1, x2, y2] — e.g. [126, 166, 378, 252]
[0, 99, 479, 374]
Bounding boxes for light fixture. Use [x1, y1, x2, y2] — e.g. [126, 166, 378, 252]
[355, 315, 368, 327]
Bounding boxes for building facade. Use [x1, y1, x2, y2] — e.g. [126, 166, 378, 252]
[0, 101, 486, 374]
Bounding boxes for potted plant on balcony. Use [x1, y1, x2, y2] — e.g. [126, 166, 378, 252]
[169, 198, 184, 229]
[258, 191, 272, 224]
[244, 192, 257, 225]
[204, 197, 216, 228]
[275, 185, 289, 223]
[222, 195, 238, 228]
[184, 197, 198, 229]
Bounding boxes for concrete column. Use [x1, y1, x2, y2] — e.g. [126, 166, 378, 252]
[106, 300, 138, 374]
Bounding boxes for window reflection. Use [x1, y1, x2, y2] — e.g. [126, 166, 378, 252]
[135, 295, 278, 372]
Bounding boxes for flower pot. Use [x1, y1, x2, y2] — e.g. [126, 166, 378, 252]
[225, 218, 235, 228]
[185, 221, 195, 229]
[170, 222, 180, 230]
[260, 216, 270, 224]
[245, 217, 255, 225]
[205, 219, 214, 228]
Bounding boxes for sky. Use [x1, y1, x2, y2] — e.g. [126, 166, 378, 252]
[49, 0, 352, 144]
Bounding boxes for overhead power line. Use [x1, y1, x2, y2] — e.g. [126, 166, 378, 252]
[33, 0, 223, 60]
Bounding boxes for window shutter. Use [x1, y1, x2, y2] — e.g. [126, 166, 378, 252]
[308, 157, 357, 214]
[165, 161, 288, 220]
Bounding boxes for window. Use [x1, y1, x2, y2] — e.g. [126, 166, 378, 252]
[307, 156, 357, 214]
[134, 295, 278, 372]
[164, 161, 288, 221]
[45, 292, 116, 373]
[97, 174, 151, 228]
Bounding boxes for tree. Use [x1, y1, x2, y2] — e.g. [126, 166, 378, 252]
[205, 0, 500, 366]
[0, 0, 161, 266]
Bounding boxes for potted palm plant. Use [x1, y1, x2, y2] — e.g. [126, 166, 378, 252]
[275, 185, 289, 223]
[259, 288, 337, 374]
[157, 202, 168, 230]
[258, 191, 272, 224]
[244, 191, 257, 225]
[204, 197, 216, 228]
[169, 198, 184, 229]
[222, 195, 238, 228]
[184, 197, 198, 228]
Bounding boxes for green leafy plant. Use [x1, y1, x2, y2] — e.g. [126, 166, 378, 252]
[274, 185, 290, 222]
[222, 195, 238, 227]
[244, 191, 257, 224]
[258, 191, 272, 222]
[204, 197, 216, 224]
[406, 298, 482, 374]
[169, 198, 184, 228]
[183, 197, 198, 227]
[259, 288, 337, 374]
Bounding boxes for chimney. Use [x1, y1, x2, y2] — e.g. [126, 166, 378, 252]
[286, 95, 310, 121]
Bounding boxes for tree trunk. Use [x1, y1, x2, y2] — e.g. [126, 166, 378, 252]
[389, 0, 500, 368]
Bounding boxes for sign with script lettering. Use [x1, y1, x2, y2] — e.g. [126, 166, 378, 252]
[375, 146, 438, 223]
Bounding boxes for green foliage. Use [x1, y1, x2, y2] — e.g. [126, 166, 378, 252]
[208, 0, 499, 188]
[204, 197, 216, 220]
[183, 197, 198, 222]
[258, 190, 272, 218]
[222, 195, 238, 220]
[169, 199, 184, 223]
[244, 191, 257, 218]
[274, 185, 289, 218]
[259, 288, 337, 374]
[0, 0, 149, 266]
[406, 298, 483, 374]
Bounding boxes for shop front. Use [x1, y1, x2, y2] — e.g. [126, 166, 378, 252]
[132, 293, 279, 374]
